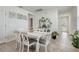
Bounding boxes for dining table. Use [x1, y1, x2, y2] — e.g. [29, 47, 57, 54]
[27, 31, 49, 52]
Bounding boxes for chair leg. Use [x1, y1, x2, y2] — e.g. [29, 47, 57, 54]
[16, 43, 19, 52]
[27, 46, 29, 52]
[21, 44, 24, 52]
[45, 46, 47, 52]
[17, 43, 21, 52]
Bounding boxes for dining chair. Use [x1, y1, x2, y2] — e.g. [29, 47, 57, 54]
[14, 31, 22, 52]
[39, 33, 51, 52]
[20, 32, 37, 52]
[14, 31, 37, 52]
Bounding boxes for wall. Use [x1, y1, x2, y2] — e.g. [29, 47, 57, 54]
[0, 7, 5, 40]
[0, 7, 32, 42]
[77, 6, 79, 30]
[33, 7, 77, 34]
[33, 9, 58, 32]
[58, 6, 77, 34]
[5, 7, 28, 37]
[70, 7, 77, 34]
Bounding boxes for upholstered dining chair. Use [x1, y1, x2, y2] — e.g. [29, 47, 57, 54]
[14, 31, 22, 52]
[20, 32, 37, 52]
[14, 31, 37, 52]
[39, 33, 51, 52]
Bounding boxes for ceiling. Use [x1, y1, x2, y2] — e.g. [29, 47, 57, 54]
[20, 6, 74, 13]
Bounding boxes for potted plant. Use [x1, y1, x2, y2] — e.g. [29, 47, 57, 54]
[51, 31, 59, 40]
[39, 16, 52, 29]
[70, 31, 79, 48]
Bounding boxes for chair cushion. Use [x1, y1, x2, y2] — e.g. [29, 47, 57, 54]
[39, 38, 46, 44]
[28, 37, 37, 44]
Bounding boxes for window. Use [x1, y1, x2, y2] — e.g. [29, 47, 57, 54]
[9, 12, 27, 20]
[17, 13, 27, 20]
[9, 12, 16, 19]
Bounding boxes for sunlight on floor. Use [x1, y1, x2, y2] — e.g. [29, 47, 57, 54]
[60, 32, 70, 47]
[48, 32, 79, 52]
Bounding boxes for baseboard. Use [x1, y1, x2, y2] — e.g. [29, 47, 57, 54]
[0, 33, 17, 44]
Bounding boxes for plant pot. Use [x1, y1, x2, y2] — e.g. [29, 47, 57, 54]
[52, 36, 56, 39]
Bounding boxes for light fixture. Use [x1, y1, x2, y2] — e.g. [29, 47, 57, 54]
[35, 9, 43, 12]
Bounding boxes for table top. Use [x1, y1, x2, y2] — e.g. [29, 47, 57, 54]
[27, 32, 47, 37]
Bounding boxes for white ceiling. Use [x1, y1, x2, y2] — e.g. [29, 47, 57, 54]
[21, 6, 74, 12]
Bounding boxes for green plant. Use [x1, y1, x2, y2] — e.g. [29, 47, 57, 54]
[52, 31, 59, 36]
[51, 31, 59, 39]
[71, 31, 79, 48]
[39, 16, 52, 28]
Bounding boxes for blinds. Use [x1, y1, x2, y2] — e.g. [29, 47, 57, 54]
[9, 12, 27, 20]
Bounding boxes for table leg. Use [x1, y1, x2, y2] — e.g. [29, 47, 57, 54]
[36, 37, 40, 52]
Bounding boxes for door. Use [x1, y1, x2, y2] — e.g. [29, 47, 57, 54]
[60, 16, 69, 33]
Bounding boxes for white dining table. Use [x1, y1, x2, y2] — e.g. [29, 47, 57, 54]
[27, 31, 48, 52]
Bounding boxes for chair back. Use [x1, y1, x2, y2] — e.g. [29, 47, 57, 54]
[40, 33, 51, 45]
[45, 33, 51, 44]
[14, 31, 21, 43]
[14, 31, 22, 51]
[20, 32, 29, 44]
[14, 31, 29, 44]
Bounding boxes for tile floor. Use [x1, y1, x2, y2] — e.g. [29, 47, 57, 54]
[0, 32, 79, 52]
[48, 32, 79, 52]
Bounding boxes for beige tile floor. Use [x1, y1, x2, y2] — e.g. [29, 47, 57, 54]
[0, 32, 79, 52]
[48, 32, 79, 52]
[0, 40, 17, 52]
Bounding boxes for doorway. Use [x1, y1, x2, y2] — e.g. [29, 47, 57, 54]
[59, 15, 70, 47]
[60, 16, 70, 33]
[28, 14, 33, 31]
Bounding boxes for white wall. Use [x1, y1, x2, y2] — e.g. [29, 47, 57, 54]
[5, 7, 28, 37]
[58, 6, 77, 34]
[0, 7, 5, 40]
[70, 7, 77, 33]
[33, 7, 77, 34]
[0, 6, 32, 41]
[33, 9, 58, 32]
[77, 6, 79, 30]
